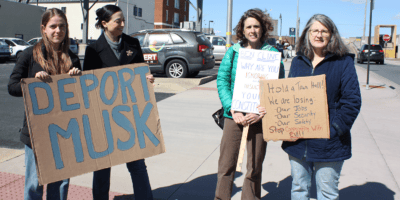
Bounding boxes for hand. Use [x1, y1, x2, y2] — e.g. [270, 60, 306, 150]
[244, 113, 262, 125]
[231, 110, 248, 126]
[146, 74, 155, 85]
[257, 105, 267, 118]
[68, 67, 81, 75]
[35, 71, 50, 79]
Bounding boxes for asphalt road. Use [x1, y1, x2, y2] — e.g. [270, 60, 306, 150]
[0, 60, 220, 150]
[355, 61, 400, 86]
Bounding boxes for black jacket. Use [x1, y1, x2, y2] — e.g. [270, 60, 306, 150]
[8, 45, 81, 147]
[83, 33, 144, 70]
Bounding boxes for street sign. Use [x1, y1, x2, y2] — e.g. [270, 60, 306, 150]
[289, 28, 295, 36]
[383, 34, 390, 42]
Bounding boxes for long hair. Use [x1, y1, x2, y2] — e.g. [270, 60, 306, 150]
[33, 8, 72, 75]
[234, 8, 274, 45]
[296, 14, 349, 60]
[95, 5, 122, 30]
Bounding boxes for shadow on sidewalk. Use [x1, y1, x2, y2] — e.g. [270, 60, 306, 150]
[261, 176, 395, 200]
[114, 172, 243, 200]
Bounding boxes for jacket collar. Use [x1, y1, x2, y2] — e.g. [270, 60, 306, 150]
[97, 33, 139, 65]
[296, 52, 337, 67]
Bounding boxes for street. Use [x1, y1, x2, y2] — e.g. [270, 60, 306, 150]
[356, 60, 400, 86]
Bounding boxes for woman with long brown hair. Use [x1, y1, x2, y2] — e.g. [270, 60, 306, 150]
[8, 8, 81, 200]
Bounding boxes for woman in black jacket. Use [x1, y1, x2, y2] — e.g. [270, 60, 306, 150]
[83, 5, 154, 200]
[8, 8, 81, 200]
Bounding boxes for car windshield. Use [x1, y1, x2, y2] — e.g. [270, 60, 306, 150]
[12, 39, 30, 46]
[364, 45, 383, 50]
[70, 39, 77, 45]
[0, 40, 6, 45]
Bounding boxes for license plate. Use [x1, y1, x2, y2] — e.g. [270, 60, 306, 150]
[371, 52, 376, 54]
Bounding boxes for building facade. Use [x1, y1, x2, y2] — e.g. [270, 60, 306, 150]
[0, 0, 44, 40]
[154, 0, 189, 29]
[9, 0, 155, 40]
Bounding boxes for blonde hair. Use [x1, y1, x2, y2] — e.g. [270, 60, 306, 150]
[33, 8, 72, 75]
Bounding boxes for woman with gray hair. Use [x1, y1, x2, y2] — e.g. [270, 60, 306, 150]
[280, 14, 361, 199]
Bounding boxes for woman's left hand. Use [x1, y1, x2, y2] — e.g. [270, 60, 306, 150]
[146, 74, 155, 84]
[68, 67, 81, 75]
[244, 113, 262, 125]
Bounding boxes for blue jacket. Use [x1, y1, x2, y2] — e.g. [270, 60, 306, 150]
[282, 53, 361, 162]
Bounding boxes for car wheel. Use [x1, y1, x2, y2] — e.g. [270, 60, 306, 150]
[360, 59, 364, 64]
[166, 59, 188, 78]
[381, 60, 384, 65]
[188, 71, 200, 78]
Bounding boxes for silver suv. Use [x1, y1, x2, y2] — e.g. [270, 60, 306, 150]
[131, 29, 215, 78]
[206, 35, 233, 61]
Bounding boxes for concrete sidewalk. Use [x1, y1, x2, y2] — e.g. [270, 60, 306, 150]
[1, 58, 400, 199]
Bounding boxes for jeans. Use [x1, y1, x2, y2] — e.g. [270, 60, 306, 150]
[24, 145, 69, 200]
[289, 155, 344, 200]
[92, 159, 153, 200]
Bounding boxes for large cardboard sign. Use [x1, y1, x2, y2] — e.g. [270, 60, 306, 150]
[232, 48, 281, 114]
[21, 63, 165, 185]
[260, 75, 330, 141]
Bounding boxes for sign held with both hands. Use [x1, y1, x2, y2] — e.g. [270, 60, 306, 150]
[21, 63, 165, 185]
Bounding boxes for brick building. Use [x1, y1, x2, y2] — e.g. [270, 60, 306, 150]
[154, 0, 189, 29]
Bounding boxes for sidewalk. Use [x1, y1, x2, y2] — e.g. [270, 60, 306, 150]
[1, 58, 400, 199]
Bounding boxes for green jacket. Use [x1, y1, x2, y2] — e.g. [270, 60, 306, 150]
[217, 42, 285, 119]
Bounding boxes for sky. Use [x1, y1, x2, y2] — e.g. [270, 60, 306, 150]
[189, 0, 400, 38]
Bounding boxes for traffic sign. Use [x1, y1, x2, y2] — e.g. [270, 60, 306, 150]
[383, 34, 390, 42]
[289, 28, 295, 36]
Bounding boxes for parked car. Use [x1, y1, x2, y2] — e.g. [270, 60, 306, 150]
[130, 29, 215, 78]
[0, 39, 11, 62]
[357, 44, 384, 64]
[27, 37, 79, 55]
[0, 37, 31, 60]
[206, 35, 233, 61]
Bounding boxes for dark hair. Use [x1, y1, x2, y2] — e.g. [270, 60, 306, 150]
[33, 8, 72, 75]
[234, 8, 274, 45]
[95, 5, 122, 29]
[297, 14, 349, 60]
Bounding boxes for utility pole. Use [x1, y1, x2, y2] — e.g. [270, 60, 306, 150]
[197, 0, 203, 32]
[366, 0, 374, 90]
[296, 0, 299, 45]
[226, 0, 233, 47]
[363, 0, 367, 44]
[80, 0, 98, 44]
[279, 14, 282, 39]
[209, 20, 213, 34]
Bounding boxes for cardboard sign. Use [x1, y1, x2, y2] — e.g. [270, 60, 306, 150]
[232, 48, 281, 114]
[260, 75, 330, 141]
[21, 63, 165, 185]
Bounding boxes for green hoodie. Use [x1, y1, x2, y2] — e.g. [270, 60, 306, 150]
[216, 42, 285, 119]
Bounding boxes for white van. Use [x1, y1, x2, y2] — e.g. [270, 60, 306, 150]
[0, 38, 31, 60]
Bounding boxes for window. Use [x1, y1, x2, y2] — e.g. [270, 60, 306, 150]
[184, 15, 186, 21]
[166, 0, 169, 6]
[133, 6, 137, 16]
[138, 8, 142, 17]
[184, 1, 186, 11]
[174, 13, 179, 24]
[170, 33, 185, 44]
[132, 34, 146, 46]
[212, 37, 226, 46]
[148, 34, 173, 47]
[166, 10, 168, 22]
[61, 7, 66, 14]
[5, 40, 15, 47]
[174, 0, 179, 9]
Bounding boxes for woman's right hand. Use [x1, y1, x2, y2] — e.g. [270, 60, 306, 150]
[35, 71, 50, 80]
[231, 110, 248, 126]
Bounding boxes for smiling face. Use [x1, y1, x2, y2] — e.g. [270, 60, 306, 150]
[42, 15, 66, 49]
[309, 21, 331, 52]
[243, 17, 262, 47]
[102, 11, 125, 38]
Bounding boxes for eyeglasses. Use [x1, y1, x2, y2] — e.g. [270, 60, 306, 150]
[309, 29, 330, 37]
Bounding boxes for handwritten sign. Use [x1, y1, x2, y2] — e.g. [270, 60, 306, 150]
[21, 63, 165, 185]
[260, 75, 330, 141]
[232, 48, 281, 113]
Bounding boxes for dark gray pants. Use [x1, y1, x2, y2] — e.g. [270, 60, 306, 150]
[215, 118, 267, 200]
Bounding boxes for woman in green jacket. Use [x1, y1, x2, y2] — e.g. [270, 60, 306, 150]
[214, 8, 285, 200]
